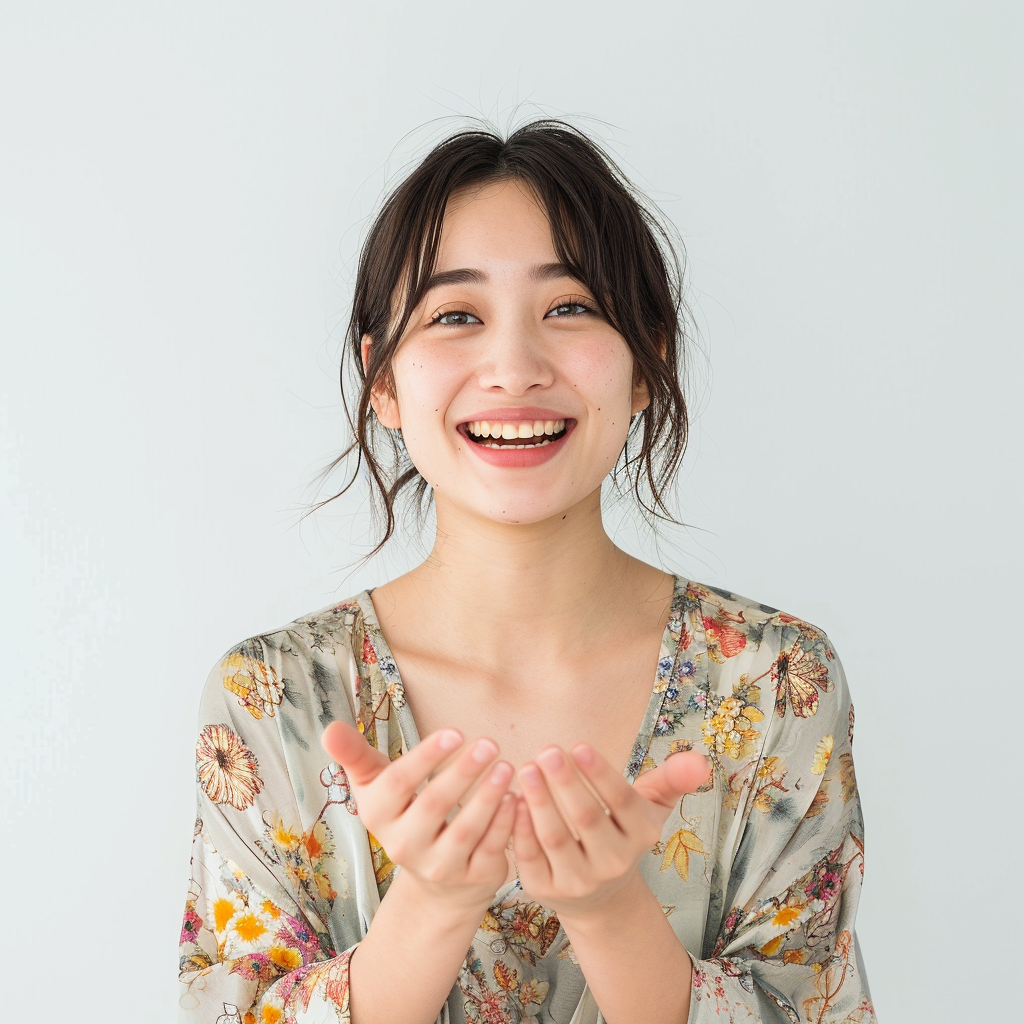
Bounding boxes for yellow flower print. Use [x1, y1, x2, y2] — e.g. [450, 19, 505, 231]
[211, 892, 245, 937]
[702, 695, 764, 760]
[222, 650, 284, 720]
[772, 905, 801, 928]
[268, 945, 303, 971]
[518, 978, 550, 1005]
[232, 911, 269, 945]
[267, 816, 301, 851]
[812, 735, 834, 775]
[196, 724, 264, 810]
[260, 1008, 282, 1024]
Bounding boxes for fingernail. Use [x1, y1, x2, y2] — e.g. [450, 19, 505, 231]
[519, 763, 542, 787]
[472, 738, 499, 763]
[536, 747, 563, 770]
[489, 761, 513, 785]
[438, 729, 462, 751]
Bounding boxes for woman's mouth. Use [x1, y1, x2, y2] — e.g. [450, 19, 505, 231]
[459, 418, 571, 449]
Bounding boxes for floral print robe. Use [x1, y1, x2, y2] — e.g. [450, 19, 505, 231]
[178, 575, 876, 1023]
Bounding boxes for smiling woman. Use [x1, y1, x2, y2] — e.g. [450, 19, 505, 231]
[178, 121, 876, 1024]
[326, 124, 689, 552]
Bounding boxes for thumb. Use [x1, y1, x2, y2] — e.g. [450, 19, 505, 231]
[632, 750, 712, 809]
[321, 720, 390, 786]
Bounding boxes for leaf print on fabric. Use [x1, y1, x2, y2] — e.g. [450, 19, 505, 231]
[658, 824, 707, 881]
[272, 950, 353, 1018]
[802, 929, 855, 1024]
[196, 724, 264, 810]
[481, 899, 562, 966]
[459, 948, 552, 1024]
[772, 641, 833, 719]
[724, 756, 789, 814]
[222, 649, 284, 720]
[493, 961, 518, 990]
[805, 779, 831, 818]
[812, 735, 834, 775]
[838, 751, 857, 802]
[774, 611, 834, 657]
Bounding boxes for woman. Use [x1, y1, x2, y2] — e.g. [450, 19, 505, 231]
[178, 121, 875, 1024]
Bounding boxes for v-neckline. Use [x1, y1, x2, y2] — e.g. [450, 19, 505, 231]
[353, 573, 691, 781]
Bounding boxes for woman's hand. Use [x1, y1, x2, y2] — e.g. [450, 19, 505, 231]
[511, 743, 711, 920]
[321, 721, 517, 911]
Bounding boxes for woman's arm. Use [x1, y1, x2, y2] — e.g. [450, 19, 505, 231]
[320, 720, 518, 1024]
[179, 633, 514, 1024]
[511, 629, 875, 1024]
[557, 871, 693, 1024]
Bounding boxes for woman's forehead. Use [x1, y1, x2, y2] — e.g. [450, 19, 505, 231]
[437, 179, 555, 265]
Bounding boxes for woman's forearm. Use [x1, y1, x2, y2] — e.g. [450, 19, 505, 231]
[348, 870, 487, 1024]
[558, 872, 693, 1024]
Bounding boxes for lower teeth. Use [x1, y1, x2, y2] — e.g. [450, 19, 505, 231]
[479, 439, 553, 449]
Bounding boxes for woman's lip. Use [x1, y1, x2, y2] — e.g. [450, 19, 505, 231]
[457, 408, 574, 426]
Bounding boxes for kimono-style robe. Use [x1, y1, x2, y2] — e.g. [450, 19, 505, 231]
[178, 576, 876, 1023]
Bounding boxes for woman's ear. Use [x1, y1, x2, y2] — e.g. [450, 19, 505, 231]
[630, 333, 667, 416]
[631, 374, 652, 416]
[361, 335, 402, 429]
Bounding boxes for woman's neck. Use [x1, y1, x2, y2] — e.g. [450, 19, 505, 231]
[370, 489, 674, 677]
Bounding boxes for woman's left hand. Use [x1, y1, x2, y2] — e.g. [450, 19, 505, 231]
[511, 743, 711, 921]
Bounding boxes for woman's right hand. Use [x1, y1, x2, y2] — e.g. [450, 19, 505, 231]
[321, 721, 516, 910]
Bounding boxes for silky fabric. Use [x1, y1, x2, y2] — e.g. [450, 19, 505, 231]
[178, 576, 876, 1023]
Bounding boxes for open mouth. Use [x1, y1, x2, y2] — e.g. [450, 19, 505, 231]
[459, 418, 573, 449]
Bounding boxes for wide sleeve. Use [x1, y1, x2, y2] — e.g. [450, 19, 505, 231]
[177, 629, 372, 1024]
[687, 627, 877, 1024]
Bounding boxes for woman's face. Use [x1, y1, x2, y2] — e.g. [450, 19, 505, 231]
[365, 178, 650, 527]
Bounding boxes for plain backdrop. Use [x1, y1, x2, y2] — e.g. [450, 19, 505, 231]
[2, 2, 1020, 1021]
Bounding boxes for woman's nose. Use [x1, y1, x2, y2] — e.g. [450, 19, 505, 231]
[475, 315, 555, 394]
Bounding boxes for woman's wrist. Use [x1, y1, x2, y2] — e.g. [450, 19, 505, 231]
[390, 866, 496, 930]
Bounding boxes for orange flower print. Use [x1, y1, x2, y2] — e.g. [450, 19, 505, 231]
[196, 724, 264, 810]
[702, 609, 747, 664]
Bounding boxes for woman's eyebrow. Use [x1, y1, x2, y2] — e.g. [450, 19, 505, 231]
[421, 262, 575, 293]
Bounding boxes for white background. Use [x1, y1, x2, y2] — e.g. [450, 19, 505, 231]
[2, 2, 1020, 1020]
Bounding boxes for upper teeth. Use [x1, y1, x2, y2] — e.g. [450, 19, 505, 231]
[466, 419, 566, 439]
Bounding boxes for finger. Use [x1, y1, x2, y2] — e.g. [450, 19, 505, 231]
[630, 750, 713, 809]
[467, 791, 518, 872]
[533, 746, 622, 851]
[321, 720, 392, 785]
[410, 745, 510, 851]
[324, 722, 463, 813]
[567, 742, 646, 824]
[631, 750, 711, 808]
[510, 795, 551, 886]
[517, 761, 585, 871]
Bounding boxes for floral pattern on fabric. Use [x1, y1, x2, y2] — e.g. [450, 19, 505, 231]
[178, 576, 876, 1023]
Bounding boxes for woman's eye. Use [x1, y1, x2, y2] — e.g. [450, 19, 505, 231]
[431, 310, 481, 327]
[546, 302, 593, 318]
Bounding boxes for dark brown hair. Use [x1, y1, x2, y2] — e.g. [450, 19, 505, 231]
[310, 119, 694, 558]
